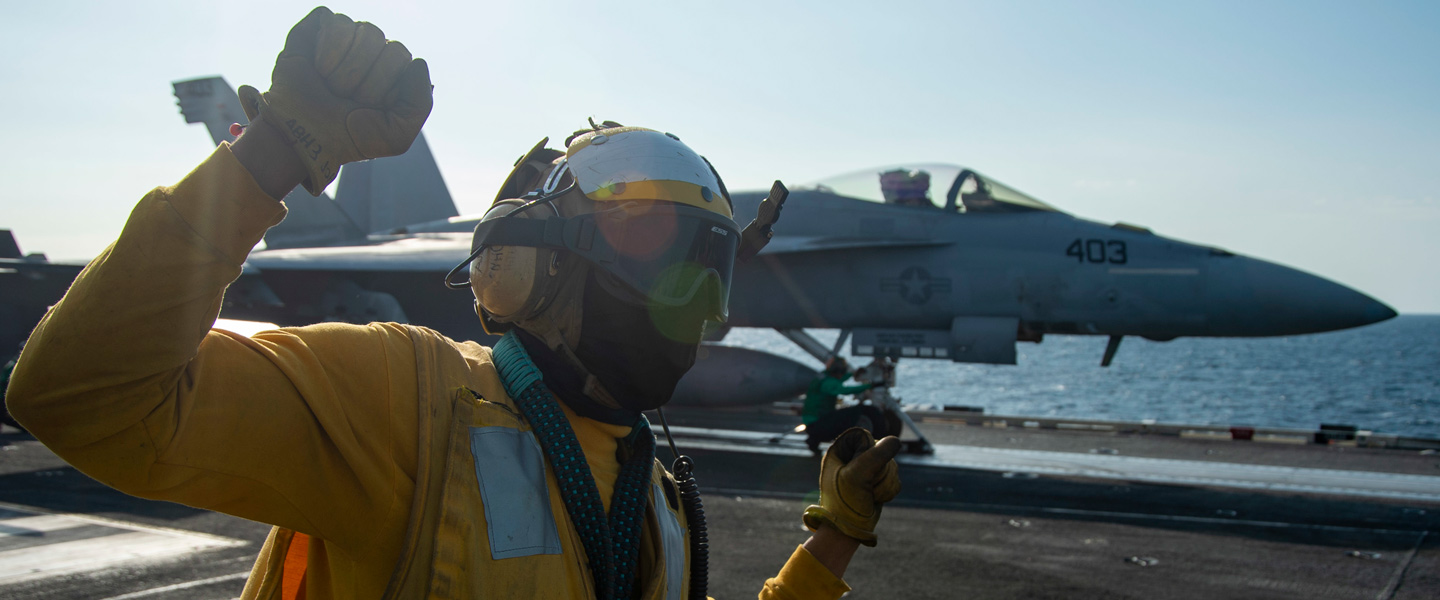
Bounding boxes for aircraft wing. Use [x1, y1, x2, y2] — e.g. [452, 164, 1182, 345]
[248, 234, 952, 270]
[756, 235, 952, 256]
[245, 235, 469, 272]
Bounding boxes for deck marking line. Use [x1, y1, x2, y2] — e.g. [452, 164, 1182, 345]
[1377, 530, 1428, 600]
[0, 503, 247, 586]
[0, 531, 235, 584]
[96, 571, 251, 600]
[0, 513, 100, 535]
[0, 501, 243, 545]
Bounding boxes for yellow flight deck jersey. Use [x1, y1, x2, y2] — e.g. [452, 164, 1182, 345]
[6, 144, 849, 600]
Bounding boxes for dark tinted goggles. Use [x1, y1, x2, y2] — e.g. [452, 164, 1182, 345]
[448, 203, 739, 321]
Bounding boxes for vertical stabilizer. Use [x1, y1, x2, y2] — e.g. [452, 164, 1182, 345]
[0, 230, 22, 259]
[172, 76, 247, 146]
[335, 133, 458, 233]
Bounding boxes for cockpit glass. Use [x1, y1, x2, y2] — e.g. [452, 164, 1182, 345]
[802, 163, 1062, 214]
[805, 164, 959, 207]
[983, 178, 1057, 212]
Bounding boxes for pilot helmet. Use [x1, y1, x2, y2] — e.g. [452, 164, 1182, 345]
[879, 169, 931, 203]
[447, 124, 740, 339]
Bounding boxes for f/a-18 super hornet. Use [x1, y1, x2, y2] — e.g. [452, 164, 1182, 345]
[0, 77, 1396, 434]
[721, 164, 1397, 362]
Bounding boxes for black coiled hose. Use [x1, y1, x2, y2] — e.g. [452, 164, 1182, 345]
[656, 408, 708, 600]
[670, 455, 708, 600]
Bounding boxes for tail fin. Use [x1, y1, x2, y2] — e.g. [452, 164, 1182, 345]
[0, 230, 22, 259]
[334, 133, 458, 233]
[172, 76, 247, 146]
[271, 133, 458, 244]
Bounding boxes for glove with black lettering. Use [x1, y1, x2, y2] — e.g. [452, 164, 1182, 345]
[239, 6, 433, 195]
[803, 428, 902, 546]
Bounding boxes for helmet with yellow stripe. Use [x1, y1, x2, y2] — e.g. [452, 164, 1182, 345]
[446, 124, 740, 342]
[565, 126, 733, 219]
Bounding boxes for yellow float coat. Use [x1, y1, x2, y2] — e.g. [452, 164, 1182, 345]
[6, 144, 848, 600]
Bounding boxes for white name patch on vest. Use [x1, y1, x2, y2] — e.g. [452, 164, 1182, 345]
[469, 427, 563, 559]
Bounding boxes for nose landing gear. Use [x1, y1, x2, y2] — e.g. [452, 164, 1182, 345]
[777, 328, 935, 455]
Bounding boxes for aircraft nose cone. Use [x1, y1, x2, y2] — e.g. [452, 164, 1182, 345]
[1362, 299, 1399, 324]
[1236, 257, 1397, 335]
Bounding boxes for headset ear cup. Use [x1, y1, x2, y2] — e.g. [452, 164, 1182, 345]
[470, 199, 559, 326]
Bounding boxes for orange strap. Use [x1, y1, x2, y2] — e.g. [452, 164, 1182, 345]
[281, 532, 310, 600]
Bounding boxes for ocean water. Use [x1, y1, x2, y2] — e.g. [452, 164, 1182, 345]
[720, 315, 1440, 439]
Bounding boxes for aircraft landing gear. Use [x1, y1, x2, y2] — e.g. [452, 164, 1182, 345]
[775, 328, 936, 455]
[854, 355, 934, 455]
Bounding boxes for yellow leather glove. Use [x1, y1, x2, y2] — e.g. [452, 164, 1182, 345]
[239, 6, 433, 195]
[803, 428, 902, 547]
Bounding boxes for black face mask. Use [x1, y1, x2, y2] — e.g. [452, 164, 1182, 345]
[575, 270, 705, 412]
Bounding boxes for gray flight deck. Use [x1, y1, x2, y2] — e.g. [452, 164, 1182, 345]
[664, 426, 1440, 503]
[3, 412, 1437, 599]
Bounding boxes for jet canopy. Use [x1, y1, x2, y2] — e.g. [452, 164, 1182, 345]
[802, 163, 1062, 214]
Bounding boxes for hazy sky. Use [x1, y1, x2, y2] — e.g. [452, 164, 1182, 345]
[4, 1, 1437, 312]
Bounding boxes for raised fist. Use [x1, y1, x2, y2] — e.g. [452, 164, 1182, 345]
[239, 6, 433, 195]
[803, 428, 902, 546]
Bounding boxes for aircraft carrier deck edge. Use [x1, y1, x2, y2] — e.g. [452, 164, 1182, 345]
[4, 410, 1438, 599]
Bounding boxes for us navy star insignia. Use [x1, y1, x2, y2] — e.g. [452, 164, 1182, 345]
[880, 267, 952, 305]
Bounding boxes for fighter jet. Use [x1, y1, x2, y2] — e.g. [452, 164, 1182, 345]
[722, 165, 1398, 364]
[0, 77, 1397, 422]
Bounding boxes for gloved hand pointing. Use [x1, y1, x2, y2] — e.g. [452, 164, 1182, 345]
[239, 6, 433, 195]
[803, 428, 902, 546]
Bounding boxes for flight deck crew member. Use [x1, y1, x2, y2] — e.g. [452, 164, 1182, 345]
[802, 359, 889, 456]
[5, 6, 903, 600]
